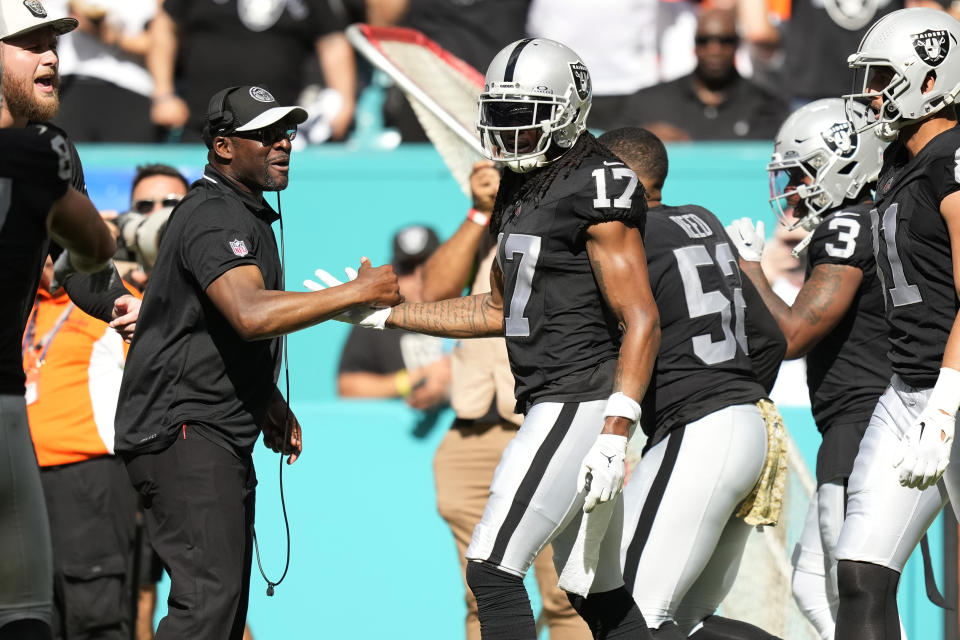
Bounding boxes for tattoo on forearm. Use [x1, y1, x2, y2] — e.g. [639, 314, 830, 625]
[799, 269, 843, 326]
[392, 293, 501, 337]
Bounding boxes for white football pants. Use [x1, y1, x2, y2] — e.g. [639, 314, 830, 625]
[465, 399, 626, 594]
[619, 403, 767, 632]
[836, 376, 953, 572]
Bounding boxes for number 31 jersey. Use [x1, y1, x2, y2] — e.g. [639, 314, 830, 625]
[495, 151, 646, 414]
[872, 126, 960, 388]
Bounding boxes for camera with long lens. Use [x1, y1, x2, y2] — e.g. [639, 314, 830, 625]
[115, 205, 175, 271]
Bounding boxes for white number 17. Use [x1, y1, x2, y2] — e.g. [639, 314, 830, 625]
[592, 167, 638, 209]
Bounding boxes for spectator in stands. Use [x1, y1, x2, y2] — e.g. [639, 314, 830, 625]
[24, 256, 140, 640]
[337, 224, 451, 411]
[372, 0, 531, 141]
[777, 0, 902, 108]
[147, 0, 356, 142]
[419, 161, 591, 640]
[618, 7, 788, 140]
[49, 0, 157, 142]
[526, 0, 661, 132]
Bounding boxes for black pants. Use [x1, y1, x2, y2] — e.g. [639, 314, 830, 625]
[124, 429, 256, 640]
[40, 456, 138, 640]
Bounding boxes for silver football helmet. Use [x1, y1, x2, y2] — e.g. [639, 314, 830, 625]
[477, 38, 592, 173]
[846, 7, 960, 139]
[768, 98, 886, 231]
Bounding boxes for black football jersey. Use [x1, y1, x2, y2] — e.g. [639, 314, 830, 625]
[805, 203, 890, 433]
[872, 126, 960, 387]
[0, 125, 73, 395]
[640, 204, 769, 446]
[495, 152, 646, 414]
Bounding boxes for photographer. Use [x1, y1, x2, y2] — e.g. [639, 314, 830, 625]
[109, 164, 189, 289]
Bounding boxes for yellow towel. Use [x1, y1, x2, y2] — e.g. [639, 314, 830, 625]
[735, 399, 788, 527]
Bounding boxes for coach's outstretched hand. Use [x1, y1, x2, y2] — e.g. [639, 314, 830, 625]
[263, 387, 302, 464]
[578, 434, 628, 513]
[304, 257, 401, 330]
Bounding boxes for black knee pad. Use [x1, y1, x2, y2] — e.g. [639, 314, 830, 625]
[835, 560, 900, 640]
[465, 561, 536, 640]
[0, 618, 53, 640]
[687, 615, 781, 639]
[566, 586, 649, 639]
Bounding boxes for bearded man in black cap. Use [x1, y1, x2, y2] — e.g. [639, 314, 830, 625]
[114, 85, 402, 639]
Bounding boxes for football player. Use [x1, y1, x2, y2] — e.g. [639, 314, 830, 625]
[831, 8, 960, 639]
[599, 127, 786, 640]
[726, 98, 888, 640]
[0, 117, 116, 640]
[312, 39, 660, 639]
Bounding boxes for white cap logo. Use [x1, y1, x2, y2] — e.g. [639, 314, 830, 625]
[249, 87, 275, 103]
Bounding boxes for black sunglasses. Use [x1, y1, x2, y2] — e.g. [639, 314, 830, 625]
[694, 34, 739, 46]
[131, 194, 183, 214]
[234, 126, 298, 146]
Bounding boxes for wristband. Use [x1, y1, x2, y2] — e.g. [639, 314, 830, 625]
[929, 367, 960, 417]
[395, 369, 412, 397]
[467, 208, 490, 226]
[603, 391, 641, 423]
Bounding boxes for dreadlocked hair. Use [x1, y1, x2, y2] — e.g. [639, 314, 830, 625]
[489, 131, 621, 236]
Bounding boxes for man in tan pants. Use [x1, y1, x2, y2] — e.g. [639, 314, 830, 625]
[423, 162, 590, 640]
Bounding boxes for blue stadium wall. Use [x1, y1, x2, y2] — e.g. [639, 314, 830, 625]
[79, 142, 946, 639]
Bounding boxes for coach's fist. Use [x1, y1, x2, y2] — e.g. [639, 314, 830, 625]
[353, 257, 402, 309]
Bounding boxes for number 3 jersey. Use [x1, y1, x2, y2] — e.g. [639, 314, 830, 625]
[872, 125, 960, 388]
[495, 150, 646, 414]
[641, 204, 773, 447]
[805, 203, 889, 433]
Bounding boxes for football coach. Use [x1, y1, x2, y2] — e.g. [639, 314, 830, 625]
[113, 85, 401, 639]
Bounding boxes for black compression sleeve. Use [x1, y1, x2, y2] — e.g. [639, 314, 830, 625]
[63, 263, 128, 323]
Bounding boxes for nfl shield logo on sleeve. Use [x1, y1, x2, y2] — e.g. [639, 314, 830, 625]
[229, 239, 249, 256]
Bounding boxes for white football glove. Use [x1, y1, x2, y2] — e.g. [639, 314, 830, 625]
[577, 434, 628, 513]
[895, 367, 960, 489]
[303, 267, 391, 330]
[726, 217, 766, 262]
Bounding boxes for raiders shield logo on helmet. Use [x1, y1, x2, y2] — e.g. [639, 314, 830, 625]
[913, 29, 950, 66]
[821, 122, 857, 158]
[570, 62, 590, 101]
[23, 0, 47, 18]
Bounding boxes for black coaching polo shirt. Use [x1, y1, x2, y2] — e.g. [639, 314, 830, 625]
[115, 165, 282, 456]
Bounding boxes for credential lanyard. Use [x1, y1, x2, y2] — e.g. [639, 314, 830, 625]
[22, 300, 75, 367]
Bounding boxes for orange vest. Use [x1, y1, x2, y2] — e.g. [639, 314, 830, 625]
[23, 289, 131, 467]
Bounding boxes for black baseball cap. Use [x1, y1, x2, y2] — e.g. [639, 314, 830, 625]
[392, 225, 440, 274]
[203, 85, 308, 146]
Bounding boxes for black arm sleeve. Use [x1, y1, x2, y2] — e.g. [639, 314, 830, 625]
[742, 276, 786, 393]
[63, 265, 129, 322]
[54, 125, 125, 322]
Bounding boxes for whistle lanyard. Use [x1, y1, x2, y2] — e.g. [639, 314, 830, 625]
[22, 299, 75, 369]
